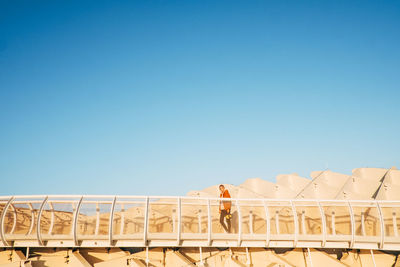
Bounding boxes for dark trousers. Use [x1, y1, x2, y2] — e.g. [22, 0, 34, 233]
[219, 209, 231, 233]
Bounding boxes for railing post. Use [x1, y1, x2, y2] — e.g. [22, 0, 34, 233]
[347, 201, 355, 248]
[361, 212, 366, 236]
[263, 200, 270, 247]
[290, 201, 299, 247]
[143, 197, 149, 246]
[376, 201, 385, 249]
[120, 204, 125, 235]
[249, 210, 253, 234]
[27, 203, 35, 235]
[207, 199, 211, 246]
[301, 210, 306, 234]
[109, 196, 117, 246]
[237, 200, 242, 246]
[70, 202, 76, 236]
[0, 197, 14, 247]
[275, 210, 280, 234]
[48, 202, 54, 235]
[9, 205, 17, 235]
[37, 196, 49, 246]
[177, 197, 181, 246]
[172, 209, 176, 233]
[72, 196, 84, 247]
[95, 203, 100, 235]
[393, 212, 398, 237]
[198, 209, 202, 234]
[317, 201, 326, 247]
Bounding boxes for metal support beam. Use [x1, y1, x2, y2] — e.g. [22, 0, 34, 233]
[237, 200, 242, 246]
[249, 211, 253, 234]
[393, 212, 398, 237]
[48, 202, 54, 235]
[207, 199, 211, 246]
[95, 203, 100, 235]
[9, 205, 17, 235]
[307, 248, 314, 267]
[0, 197, 14, 246]
[290, 201, 298, 247]
[317, 201, 326, 247]
[198, 209, 202, 234]
[301, 210, 306, 234]
[120, 203, 125, 235]
[108, 196, 117, 246]
[275, 210, 280, 235]
[36, 196, 49, 246]
[263, 200, 270, 247]
[347, 201, 355, 248]
[72, 197, 84, 247]
[177, 197, 182, 246]
[27, 203, 35, 235]
[143, 197, 149, 246]
[376, 201, 385, 249]
[370, 249, 377, 267]
[199, 247, 204, 266]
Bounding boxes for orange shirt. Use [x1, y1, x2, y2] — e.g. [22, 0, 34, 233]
[219, 189, 232, 211]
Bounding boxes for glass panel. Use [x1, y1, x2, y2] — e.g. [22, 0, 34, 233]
[294, 201, 322, 235]
[239, 200, 266, 235]
[148, 198, 177, 234]
[3, 203, 20, 235]
[210, 199, 237, 234]
[321, 202, 351, 236]
[50, 201, 75, 235]
[5, 198, 44, 236]
[77, 198, 113, 237]
[0, 198, 7, 218]
[352, 202, 381, 238]
[39, 202, 52, 235]
[267, 201, 294, 235]
[380, 202, 400, 237]
[181, 198, 208, 234]
[112, 198, 146, 236]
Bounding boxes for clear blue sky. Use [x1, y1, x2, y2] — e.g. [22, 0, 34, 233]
[1, 0, 399, 196]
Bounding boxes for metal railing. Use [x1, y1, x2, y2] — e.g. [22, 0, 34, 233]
[1, 195, 400, 249]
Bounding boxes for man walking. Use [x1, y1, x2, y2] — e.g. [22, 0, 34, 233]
[219, 184, 232, 233]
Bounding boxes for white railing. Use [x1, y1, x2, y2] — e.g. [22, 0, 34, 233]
[1, 195, 400, 249]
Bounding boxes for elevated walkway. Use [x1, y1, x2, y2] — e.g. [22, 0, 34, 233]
[1, 195, 400, 250]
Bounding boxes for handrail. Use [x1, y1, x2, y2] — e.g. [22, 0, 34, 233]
[4, 194, 400, 203]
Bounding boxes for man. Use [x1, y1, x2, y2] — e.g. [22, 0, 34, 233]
[219, 184, 232, 233]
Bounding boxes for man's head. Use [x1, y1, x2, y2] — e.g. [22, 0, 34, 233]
[219, 184, 225, 193]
